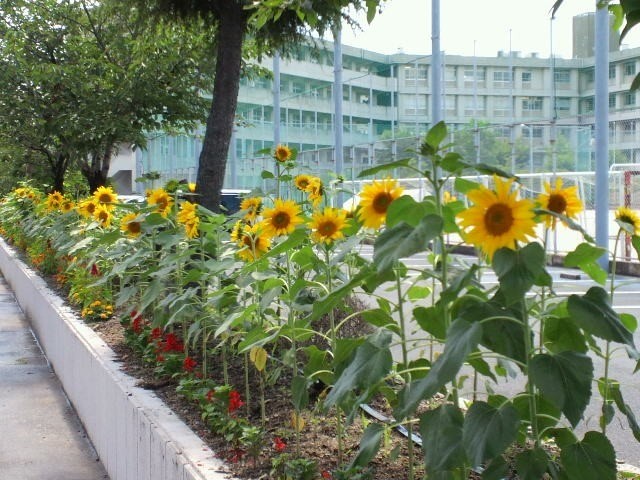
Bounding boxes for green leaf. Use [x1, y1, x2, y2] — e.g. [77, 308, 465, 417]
[480, 457, 509, 480]
[440, 264, 480, 304]
[407, 284, 432, 301]
[414, 305, 447, 340]
[561, 431, 616, 480]
[454, 177, 481, 194]
[609, 381, 640, 442]
[395, 319, 482, 419]
[386, 195, 430, 227]
[373, 215, 443, 272]
[564, 242, 607, 284]
[325, 330, 393, 409]
[261, 170, 274, 179]
[361, 308, 400, 335]
[423, 121, 448, 154]
[543, 316, 588, 354]
[567, 286, 636, 348]
[620, 312, 638, 333]
[632, 235, 640, 259]
[419, 404, 465, 472]
[350, 423, 384, 468]
[515, 447, 550, 480]
[462, 401, 520, 467]
[291, 375, 309, 410]
[439, 152, 465, 173]
[358, 158, 413, 178]
[492, 243, 548, 305]
[529, 351, 594, 427]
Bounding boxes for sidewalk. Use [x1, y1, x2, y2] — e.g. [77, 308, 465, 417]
[0, 274, 109, 480]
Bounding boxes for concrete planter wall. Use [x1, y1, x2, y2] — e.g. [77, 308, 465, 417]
[0, 239, 234, 480]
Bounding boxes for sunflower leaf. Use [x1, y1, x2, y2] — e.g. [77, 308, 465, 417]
[492, 243, 547, 305]
[564, 242, 607, 285]
[373, 215, 443, 272]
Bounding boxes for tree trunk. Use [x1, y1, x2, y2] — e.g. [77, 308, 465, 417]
[81, 144, 114, 193]
[51, 152, 69, 193]
[195, 3, 247, 212]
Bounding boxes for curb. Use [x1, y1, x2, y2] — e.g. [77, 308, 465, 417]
[0, 239, 236, 480]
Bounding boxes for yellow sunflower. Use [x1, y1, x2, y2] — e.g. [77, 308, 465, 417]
[60, 199, 75, 213]
[232, 222, 271, 262]
[240, 197, 262, 222]
[120, 212, 143, 238]
[146, 188, 173, 217]
[45, 191, 64, 211]
[615, 206, 640, 236]
[93, 186, 118, 207]
[457, 175, 537, 260]
[357, 178, 404, 229]
[294, 174, 313, 192]
[274, 144, 292, 163]
[93, 204, 113, 228]
[77, 199, 98, 219]
[443, 190, 457, 204]
[308, 177, 324, 208]
[188, 182, 196, 193]
[261, 199, 303, 237]
[537, 178, 583, 228]
[177, 201, 199, 239]
[309, 208, 348, 244]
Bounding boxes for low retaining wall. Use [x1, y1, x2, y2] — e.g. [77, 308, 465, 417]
[0, 239, 234, 480]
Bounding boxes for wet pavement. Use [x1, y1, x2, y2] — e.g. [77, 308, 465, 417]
[0, 275, 109, 480]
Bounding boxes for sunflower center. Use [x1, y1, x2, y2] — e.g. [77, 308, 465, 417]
[242, 235, 252, 247]
[372, 192, 393, 214]
[127, 222, 141, 234]
[484, 203, 514, 236]
[87, 203, 96, 214]
[319, 221, 338, 237]
[547, 193, 567, 214]
[273, 212, 290, 229]
[98, 194, 113, 203]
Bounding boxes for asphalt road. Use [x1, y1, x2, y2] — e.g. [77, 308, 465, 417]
[354, 245, 640, 466]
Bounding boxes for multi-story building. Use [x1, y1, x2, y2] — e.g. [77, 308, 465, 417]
[110, 13, 640, 195]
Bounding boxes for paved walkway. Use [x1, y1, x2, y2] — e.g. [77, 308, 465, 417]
[0, 275, 109, 480]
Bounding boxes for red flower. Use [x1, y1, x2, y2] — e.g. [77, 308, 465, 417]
[206, 389, 215, 402]
[162, 333, 184, 353]
[321, 471, 332, 479]
[273, 436, 286, 452]
[151, 327, 162, 340]
[228, 389, 244, 414]
[90, 264, 100, 276]
[156, 353, 165, 362]
[131, 315, 144, 334]
[183, 356, 197, 372]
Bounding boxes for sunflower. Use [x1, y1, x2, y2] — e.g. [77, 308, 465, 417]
[240, 197, 262, 222]
[261, 199, 303, 237]
[232, 222, 271, 262]
[146, 188, 173, 217]
[615, 206, 640, 236]
[308, 177, 324, 208]
[177, 201, 199, 239]
[274, 144, 292, 163]
[188, 182, 196, 193]
[93, 186, 118, 207]
[309, 208, 348, 244]
[294, 174, 313, 192]
[45, 191, 64, 211]
[457, 175, 537, 260]
[93, 204, 113, 228]
[537, 178, 583, 228]
[120, 212, 143, 238]
[357, 178, 404, 229]
[77, 199, 98, 219]
[443, 190, 457, 204]
[60, 199, 75, 213]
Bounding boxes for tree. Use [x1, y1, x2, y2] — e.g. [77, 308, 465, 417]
[141, 0, 382, 211]
[0, 0, 215, 192]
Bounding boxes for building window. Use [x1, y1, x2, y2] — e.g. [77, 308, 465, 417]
[584, 68, 595, 83]
[609, 64, 616, 79]
[464, 67, 486, 82]
[555, 70, 571, 83]
[493, 97, 510, 117]
[557, 97, 571, 111]
[522, 97, 543, 111]
[521, 71, 532, 83]
[609, 93, 616, 109]
[581, 97, 594, 114]
[625, 91, 636, 106]
[624, 61, 636, 76]
[292, 82, 305, 94]
[493, 70, 512, 87]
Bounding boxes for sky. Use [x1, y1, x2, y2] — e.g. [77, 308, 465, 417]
[339, 0, 640, 58]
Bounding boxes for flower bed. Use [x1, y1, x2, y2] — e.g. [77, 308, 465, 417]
[2, 125, 640, 479]
[0, 238, 235, 480]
